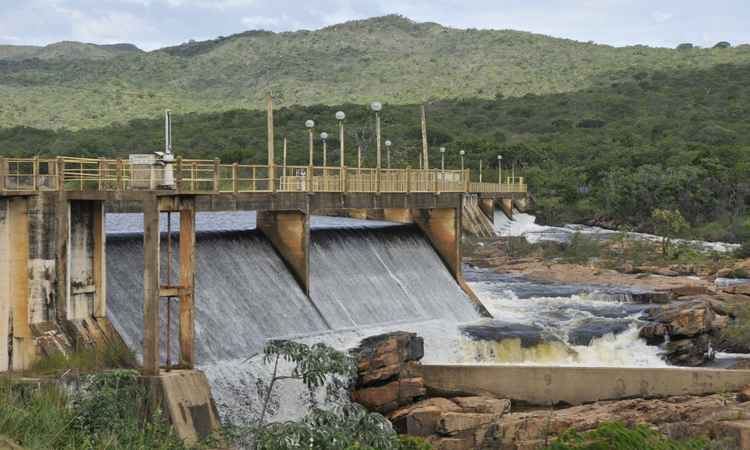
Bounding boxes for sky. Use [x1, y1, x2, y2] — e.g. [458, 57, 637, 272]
[0, 0, 748, 51]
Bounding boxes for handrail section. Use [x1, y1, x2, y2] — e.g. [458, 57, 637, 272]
[0, 156, 527, 195]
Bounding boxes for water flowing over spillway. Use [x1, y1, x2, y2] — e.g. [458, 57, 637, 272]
[107, 212, 478, 363]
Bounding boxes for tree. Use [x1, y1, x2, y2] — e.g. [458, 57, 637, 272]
[651, 209, 689, 257]
[713, 41, 731, 49]
[676, 43, 694, 50]
[241, 340, 411, 450]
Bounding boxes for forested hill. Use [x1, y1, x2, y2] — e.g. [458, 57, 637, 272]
[3, 61, 750, 241]
[1, 14, 749, 130]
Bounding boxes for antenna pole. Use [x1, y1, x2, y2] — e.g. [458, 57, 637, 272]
[420, 105, 429, 170]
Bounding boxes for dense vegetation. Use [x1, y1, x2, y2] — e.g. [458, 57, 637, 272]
[0, 371, 190, 450]
[3, 59, 750, 241]
[545, 422, 723, 450]
[1, 15, 749, 129]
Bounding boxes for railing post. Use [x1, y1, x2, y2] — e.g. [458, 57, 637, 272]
[307, 164, 312, 192]
[213, 158, 220, 193]
[406, 168, 411, 193]
[434, 168, 439, 193]
[464, 169, 470, 192]
[0, 156, 6, 193]
[175, 157, 183, 193]
[57, 157, 65, 191]
[97, 157, 105, 191]
[341, 167, 347, 192]
[270, 164, 276, 193]
[232, 163, 239, 193]
[32, 156, 38, 191]
[116, 159, 123, 191]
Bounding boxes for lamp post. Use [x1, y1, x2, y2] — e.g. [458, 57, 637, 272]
[336, 111, 345, 169]
[320, 132, 328, 167]
[305, 120, 315, 167]
[479, 160, 483, 183]
[440, 147, 446, 171]
[385, 140, 392, 169]
[460, 150, 465, 172]
[497, 155, 502, 186]
[371, 101, 382, 169]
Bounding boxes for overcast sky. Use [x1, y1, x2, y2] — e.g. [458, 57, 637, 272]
[1, 0, 748, 51]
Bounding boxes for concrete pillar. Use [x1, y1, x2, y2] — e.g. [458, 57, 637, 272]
[0, 198, 10, 372]
[257, 210, 310, 296]
[500, 198, 513, 219]
[0, 197, 35, 371]
[27, 195, 56, 325]
[179, 206, 195, 369]
[477, 199, 495, 223]
[67, 201, 106, 320]
[414, 204, 491, 317]
[143, 195, 161, 376]
[349, 209, 368, 220]
[413, 208, 462, 280]
[383, 208, 412, 224]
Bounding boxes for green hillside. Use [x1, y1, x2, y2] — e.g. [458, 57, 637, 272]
[1, 15, 749, 130]
[3, 61, 750, 240]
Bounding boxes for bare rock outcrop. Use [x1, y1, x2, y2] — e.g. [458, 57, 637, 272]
[350, 332, 426, 414]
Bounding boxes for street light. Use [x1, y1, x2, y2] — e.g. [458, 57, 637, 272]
[385, 140, 392, 169]
[320, 132, 328, 167]
[497, 154, 502, 186]
[336, 111, 345, 168]
[440, 147, 446, 171]
[305, 120, 315, 167]
[460, 150, 465, 172]
[371, 101, 382, 169]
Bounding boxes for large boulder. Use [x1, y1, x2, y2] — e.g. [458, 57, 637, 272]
[351, 332, 426, 413]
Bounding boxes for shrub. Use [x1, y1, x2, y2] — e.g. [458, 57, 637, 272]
[545, 422, 708, 450]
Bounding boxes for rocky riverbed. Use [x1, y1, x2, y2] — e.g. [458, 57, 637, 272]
[350, 332, 750, 450]
[464, 237, 750, 367]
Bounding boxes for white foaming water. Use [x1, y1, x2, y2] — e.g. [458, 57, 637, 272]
[465, 280, 668, 367]
[494, 210, 739, 253]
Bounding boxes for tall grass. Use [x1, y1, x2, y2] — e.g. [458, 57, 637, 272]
[545, 423, 725, 450]
[0, 371, 192, 450]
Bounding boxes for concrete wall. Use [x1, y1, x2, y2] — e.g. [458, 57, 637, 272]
[0, 198, 10, 371]
[67, 201, 105, 320]
[0, 197, 35, 370]
[421, 364, 750, 406]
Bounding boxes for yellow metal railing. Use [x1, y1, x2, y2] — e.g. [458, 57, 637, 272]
[0, 156, 527, 195]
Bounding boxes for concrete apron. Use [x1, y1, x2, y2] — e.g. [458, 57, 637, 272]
[421, 364, 750, 406]
[140, 370, 221, 445]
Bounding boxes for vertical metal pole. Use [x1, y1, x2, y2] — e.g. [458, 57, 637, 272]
[308, 128, 314, 192]
[376, 112, 381, 193]
[267, 95, 275, 192]
[339, 121, 345, 169]
[308, 129, 314, 166]
[421, 105, 429, 170]
[282, 136, 288, 191]
[322, 140, 327, 167]
[479, 160, 483, 183]
[357, 146, 362, 173]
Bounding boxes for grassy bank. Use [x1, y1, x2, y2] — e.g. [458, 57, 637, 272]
[0, 371, 191, 450]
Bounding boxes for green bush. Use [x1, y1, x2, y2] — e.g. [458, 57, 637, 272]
[0, 371, 189, 450]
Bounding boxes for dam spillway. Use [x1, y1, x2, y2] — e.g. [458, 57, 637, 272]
[106, 212, 479, 364]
